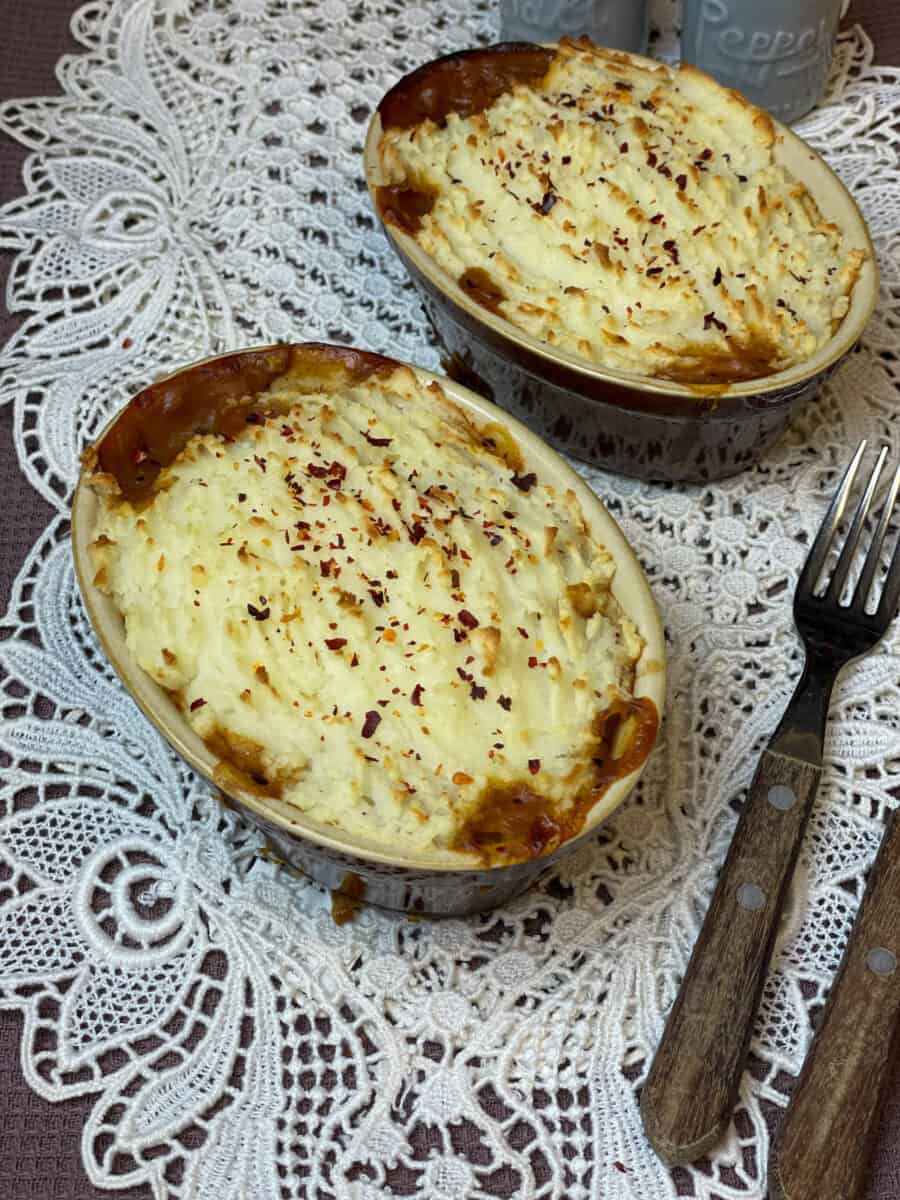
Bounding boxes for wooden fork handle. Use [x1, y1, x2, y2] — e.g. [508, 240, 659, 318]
[641, 749, 821, 1165]
[769, 809, 900, 1200]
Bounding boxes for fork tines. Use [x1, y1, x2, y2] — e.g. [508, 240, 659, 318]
[797, 440, 900, 622]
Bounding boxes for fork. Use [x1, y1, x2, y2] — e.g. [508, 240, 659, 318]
[640, 440, 900, 1168]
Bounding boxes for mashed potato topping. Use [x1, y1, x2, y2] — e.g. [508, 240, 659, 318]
[376, 40, 866, 383]
[89, 361, 651, 862]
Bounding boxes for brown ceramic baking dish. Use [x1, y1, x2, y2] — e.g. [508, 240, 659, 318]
[364, 43, 878, 484]
[72, 344, 666, 918]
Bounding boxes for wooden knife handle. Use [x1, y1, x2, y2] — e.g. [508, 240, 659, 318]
[769, 808, 900, 1200]
[641, 750, 821, 1165]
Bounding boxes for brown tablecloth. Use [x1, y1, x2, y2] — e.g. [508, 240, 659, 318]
[1, 4, 899, 1197]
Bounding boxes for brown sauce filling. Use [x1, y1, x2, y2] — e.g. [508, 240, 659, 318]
[378, 44, 555, 130]
[655, 335, 784, 385]
[479, 420, 524, 473]
[206, 727, 284, 800]
[458, 267, 506, 314]
[374, 183, 436, 235]
[95, 344, 398, 503]
[331, 873, 366, 925]
[451, 695, 659, 865]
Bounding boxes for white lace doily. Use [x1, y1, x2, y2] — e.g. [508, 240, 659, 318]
[2, 3, 899, 1197]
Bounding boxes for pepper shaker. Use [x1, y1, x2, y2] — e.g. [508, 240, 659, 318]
[500, 0, 649, 55]
[680, 0, 843, 124]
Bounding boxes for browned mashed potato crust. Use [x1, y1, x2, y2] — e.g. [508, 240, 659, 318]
[86, 346, 657, 864]
[376, 39, 866, 384]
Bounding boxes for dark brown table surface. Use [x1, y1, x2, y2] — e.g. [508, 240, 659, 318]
[2, 4, 900, 1197]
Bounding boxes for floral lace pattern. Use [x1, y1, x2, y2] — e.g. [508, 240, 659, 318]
[1, 3, 899, 1197]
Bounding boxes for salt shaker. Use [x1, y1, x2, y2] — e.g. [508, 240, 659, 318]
[680, 0, 842, 124]
[500, 0, 649, 55]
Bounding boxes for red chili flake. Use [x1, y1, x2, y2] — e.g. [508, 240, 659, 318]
[247, 602, 270, 620]
[372, 516, 393, 537]
[498, 695, 512, 711]
[613, 1162, 629, 1174]
[391, 498, 402, 512]
[408, 521, 427, 545]
[517, 627, 529, 639]
[618, 141, 628, 153]
[253, 455, 267, 473]
[662, 239, 680, 264]
[361, 711, 381, 738]
[675, 173, 687, 190]
[700, 148, 713, 160]
[511, 472, 537, 493]
[307, 462, 328, 478]
[450, 568, 461, 590]
[692, 224, 707, 236]
[657, 164, 672, 179]
[646, 150, 658, 168]
[713, 266, 723, 286]
[457, 667, 473, 683]
[350, 653, 359, 667]
[470, 683, 487, 701]
[237, 492, 247, 503]
[704, 311, 727, 332]
[320, 558, 340, 578]
[189, 698, 207, 712]
[646, 266, 663, 276]
[502, 510, 516, 519]
[649, 213, 664, 225]
[121, 336, 133, 349]
[640, 99, 656, 112]
[411, 684, 424, 706]
[368, 588, 385, 607]
[453, 629, 466, 643]
[363, 429, 393, 447]
[614, 80, 633, 91]
[328, 460, 346, 479]
[528, 655, 538, 668]
[325, 637, 347, 651]
[528, 759, 541, 774]
[458, 609, 479, 629]
[561, 155, 571, 164]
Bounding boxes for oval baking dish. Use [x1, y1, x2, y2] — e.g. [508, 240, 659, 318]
[365, 41, 878, 484]
[72, 344, 665, 917]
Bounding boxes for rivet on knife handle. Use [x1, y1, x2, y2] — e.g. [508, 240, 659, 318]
[769, 809, 900, 1200]
[641, 748, 821, 1165]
